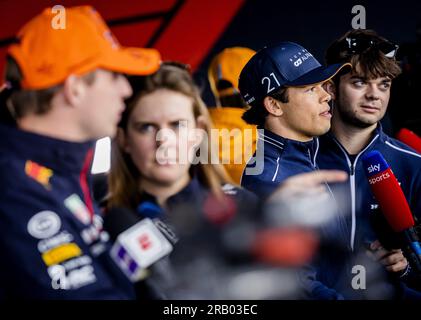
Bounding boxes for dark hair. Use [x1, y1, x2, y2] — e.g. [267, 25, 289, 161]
[211, 79, 248, 108]
[4, 56, 96, 119]
[242, 86, 289, 126]
[219, 93, 248, 108]
[325, 29, 401, 82]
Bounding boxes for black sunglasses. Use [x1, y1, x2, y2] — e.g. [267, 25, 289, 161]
[341, 35, 399, 59]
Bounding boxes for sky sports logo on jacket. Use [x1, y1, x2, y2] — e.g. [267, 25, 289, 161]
[362, 151, 392, 185]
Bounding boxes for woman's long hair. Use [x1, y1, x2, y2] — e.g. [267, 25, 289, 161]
[107, 63, 233, 210]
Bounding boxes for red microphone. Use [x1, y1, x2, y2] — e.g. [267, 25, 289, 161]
[251, 227, 319, 266]
[362, 150, 421, 274]
[396, 128, 421, 154]
[362, 150, 414, 232]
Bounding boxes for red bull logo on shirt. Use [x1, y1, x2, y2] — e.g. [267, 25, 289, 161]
[25, 160, 53, 189]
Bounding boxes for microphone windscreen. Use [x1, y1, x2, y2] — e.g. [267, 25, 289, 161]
[251, 228, 319, 266]
[361, 150, 414, 232]
[396, 128, 421, 154]
[104, 207, 141, 242]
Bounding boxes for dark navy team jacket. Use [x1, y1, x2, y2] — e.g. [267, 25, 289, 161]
[316, 125, 421, 299]
[316, 125, 421, 252]
[240, 128, 351, 299]
[0, 124, 135, 299]
[241, 128, 320, 199]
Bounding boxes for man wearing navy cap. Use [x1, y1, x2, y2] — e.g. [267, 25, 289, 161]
[237, 42, 356, 300]
[238, 42, 350, 199]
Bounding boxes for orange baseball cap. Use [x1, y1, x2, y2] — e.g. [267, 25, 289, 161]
[8, 5, 161, 90]
[208, 47, 256, 98]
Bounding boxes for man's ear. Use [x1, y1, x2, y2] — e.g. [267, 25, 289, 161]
[62, 75, 87, 106]
[323, 80, 337, 100]
[263, 96, 283, 116]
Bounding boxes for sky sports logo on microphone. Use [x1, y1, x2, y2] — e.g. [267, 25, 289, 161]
[367, 170, 391, 185]
[367, 163, 380, 174]
[362, 151, 392, 185]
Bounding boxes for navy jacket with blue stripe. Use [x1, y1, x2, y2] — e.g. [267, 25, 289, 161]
[241, 128, 321, 199]
[240, 128, 351, 299]
[316, 125, 421, 299]
[316, 125, 421, 254]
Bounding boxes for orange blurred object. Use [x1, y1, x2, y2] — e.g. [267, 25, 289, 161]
[252, 227, 319, 267]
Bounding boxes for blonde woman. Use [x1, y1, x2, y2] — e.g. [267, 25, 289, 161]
[105, 63, 258, 298]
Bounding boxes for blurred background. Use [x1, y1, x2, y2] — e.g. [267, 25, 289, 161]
[1, 0, 420, 172]
[0, 0, 419, 300]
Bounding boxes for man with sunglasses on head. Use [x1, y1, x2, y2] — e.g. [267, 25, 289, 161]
[316, 29, 421, 299]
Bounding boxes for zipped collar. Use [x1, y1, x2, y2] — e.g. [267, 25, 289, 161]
[0, 124, 95, 173]
[259, 127, 319, 165]
[321, 124, 383, 251]
[326, 124, 384, 169]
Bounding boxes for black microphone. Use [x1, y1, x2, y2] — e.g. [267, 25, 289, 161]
[103, 207, 140, 242]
